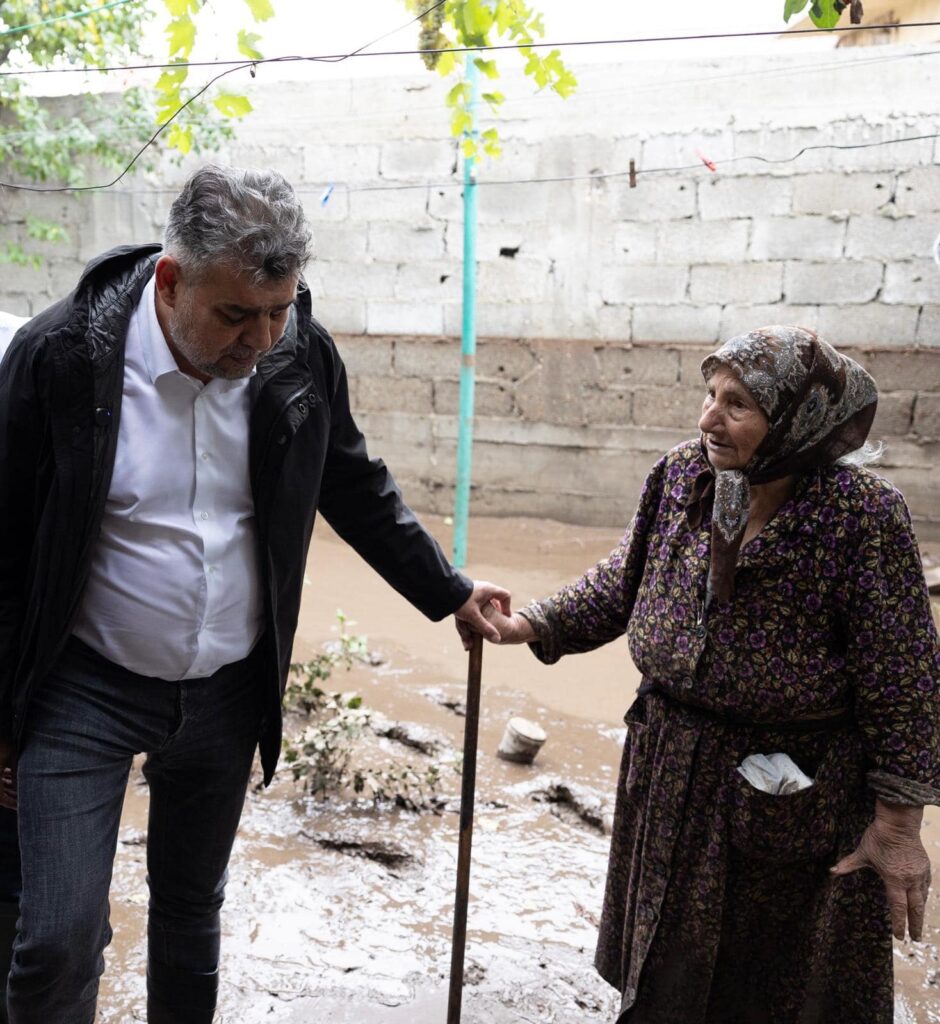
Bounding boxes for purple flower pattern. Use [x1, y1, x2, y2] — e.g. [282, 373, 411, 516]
[524, 440, 940, 1024]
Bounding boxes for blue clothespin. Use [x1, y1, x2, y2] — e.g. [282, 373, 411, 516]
[320, 184, 334, 207]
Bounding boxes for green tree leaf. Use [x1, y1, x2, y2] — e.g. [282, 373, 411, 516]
[26, 216, 68, 243]
[213, 92, 254, 118]
[436, 49, 458, 76]
[404, 0, 577, 162]
[553, 68, 578, 99]
[165, 15, 196, 57]
[445, 81, 470, 107]
[783, 0, 811, 20]
[244, 0, 276, 22]
[0, 0, 261, 262]
[167, 122, 193, 154]
[163, 0, 197, 16]
[156, 66, 187, 92]
[809, 0, 843, 26]
[237, 29, 264, 59]
[473, 57, 500, 80]
[451, 109, 473, 136]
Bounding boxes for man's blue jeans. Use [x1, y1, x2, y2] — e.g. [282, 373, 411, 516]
[8, 638, 262, 1024]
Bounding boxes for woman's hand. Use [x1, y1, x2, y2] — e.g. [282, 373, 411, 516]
[454, 597, 537, 650]
[453, 580, 512, 650]
[479, 602, 537, 645]
[831, 799, 931, 941]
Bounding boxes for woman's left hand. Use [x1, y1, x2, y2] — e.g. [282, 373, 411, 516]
[831, 799, 931, 941]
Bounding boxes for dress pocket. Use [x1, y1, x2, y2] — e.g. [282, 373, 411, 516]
[728, 752, 841, 864]
[622, 701, 651, 800]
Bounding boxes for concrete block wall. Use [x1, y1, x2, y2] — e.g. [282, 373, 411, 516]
[2, 49, 938, 531]
[341, 335, 940, 535]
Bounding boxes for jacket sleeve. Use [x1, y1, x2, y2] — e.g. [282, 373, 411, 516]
[519, 452, 668, 664]
[316, 335, 472, 621]
[0, 332, 42, 736]
[840, 484, 940, 806]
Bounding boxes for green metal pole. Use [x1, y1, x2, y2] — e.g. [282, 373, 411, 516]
[453, 54, 480, 570]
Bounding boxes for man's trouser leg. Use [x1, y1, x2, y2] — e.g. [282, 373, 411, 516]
[8, 640, 260, 1024]
[8, 644, 142, 1024]
[0, 806, 21, 1024]
[143, 654, 260, 1024]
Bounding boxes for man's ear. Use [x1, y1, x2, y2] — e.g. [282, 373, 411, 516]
[154, 255, 183, 309]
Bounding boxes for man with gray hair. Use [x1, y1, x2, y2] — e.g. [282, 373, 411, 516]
[0, 165, 508, 1023]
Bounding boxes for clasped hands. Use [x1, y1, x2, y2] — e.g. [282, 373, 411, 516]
[453, 583, 532, 651]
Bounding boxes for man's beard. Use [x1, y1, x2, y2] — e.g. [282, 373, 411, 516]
[167, 295, 262, 381]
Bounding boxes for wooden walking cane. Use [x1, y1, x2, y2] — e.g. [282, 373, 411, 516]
[447, 632, 483, 1024]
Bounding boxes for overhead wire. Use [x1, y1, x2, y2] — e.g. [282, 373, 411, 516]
[1, 42, 938, 143]
[0, 0, 450, 193]
[1, 18, 940, 76]
[1, 5, 937, 194]
[58, 131, 940, 200]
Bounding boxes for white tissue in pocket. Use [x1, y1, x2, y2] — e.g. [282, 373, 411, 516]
[737, 753, 814, 795]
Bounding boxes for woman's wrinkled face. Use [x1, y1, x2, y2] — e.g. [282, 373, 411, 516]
[698, 366, 770, 471]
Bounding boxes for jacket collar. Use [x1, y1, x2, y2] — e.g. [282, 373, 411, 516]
[81, 245, 162, 364]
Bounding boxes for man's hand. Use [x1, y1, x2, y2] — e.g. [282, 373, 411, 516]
[0, 739, 16, 812]
[831, 799, 930, 941]
[453, 581, 511, 650]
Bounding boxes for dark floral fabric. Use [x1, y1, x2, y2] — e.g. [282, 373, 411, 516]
[521, 440, 940, 1024]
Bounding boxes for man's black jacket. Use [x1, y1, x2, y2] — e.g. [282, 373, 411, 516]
[0, 245, 472, 783]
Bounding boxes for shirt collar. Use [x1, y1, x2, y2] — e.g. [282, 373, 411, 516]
[139, 276, 182, 386]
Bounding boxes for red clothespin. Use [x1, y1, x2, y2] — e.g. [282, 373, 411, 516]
[629, 159, 637, 189]
[696, 149, 717, 173]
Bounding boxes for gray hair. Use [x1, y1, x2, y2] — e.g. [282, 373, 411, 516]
[163, 164, 312, 284]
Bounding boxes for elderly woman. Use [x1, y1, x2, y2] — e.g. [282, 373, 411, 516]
[476, 327, 940, 1024]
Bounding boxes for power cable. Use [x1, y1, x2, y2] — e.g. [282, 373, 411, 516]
[1, 43, 937, 143]
[1, 19, 939, 77]
[0, 0, 450, 193]
[48, 130, 940, 199]
[344, 131, 940, 191]
[1, 8, 937, 193]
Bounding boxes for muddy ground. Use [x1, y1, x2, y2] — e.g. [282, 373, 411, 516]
[96, 515, 940, 1023]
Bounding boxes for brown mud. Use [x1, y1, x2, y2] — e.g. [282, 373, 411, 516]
[97, 516, 940, 1023]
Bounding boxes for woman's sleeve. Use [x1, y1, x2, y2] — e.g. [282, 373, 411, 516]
[841, 486, 940, 806]
[518, 453, 668, 665]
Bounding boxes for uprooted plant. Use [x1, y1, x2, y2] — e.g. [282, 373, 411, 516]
[282, 612, 455, 811]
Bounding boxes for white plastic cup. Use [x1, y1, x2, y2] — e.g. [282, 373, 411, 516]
[497, 717, 547, 765]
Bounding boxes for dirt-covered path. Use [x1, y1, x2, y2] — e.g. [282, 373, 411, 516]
[97, 515, 940, 1023]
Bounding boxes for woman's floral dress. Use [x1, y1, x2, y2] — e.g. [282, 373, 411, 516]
[522, 440, 940, 1024]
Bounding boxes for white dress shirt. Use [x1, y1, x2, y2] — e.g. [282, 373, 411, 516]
[72, 277, 263, 680]
[0, 311, 28, 363]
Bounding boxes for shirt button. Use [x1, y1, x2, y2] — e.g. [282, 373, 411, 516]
[200, 512, 209, 521]
[695, 625, 707, 638]
[201, 451, 211, 460]
[681, 676, 695, 689]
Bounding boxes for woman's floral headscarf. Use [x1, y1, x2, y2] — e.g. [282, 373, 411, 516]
[688, 325, 878, 605]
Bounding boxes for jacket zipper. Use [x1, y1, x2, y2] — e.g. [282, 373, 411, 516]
[255, 381, 315, 487]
